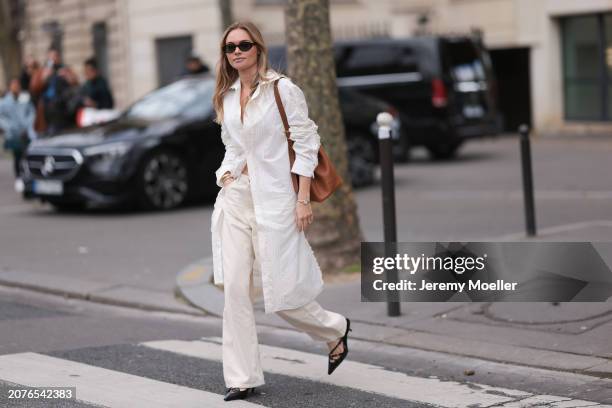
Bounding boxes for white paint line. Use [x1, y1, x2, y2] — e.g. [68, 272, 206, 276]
[142, 337, 532, 408]
[0, 352, 258, 408]
[408, 191, 612, 200]
[497, 395, 611, 408]
[550, 399, 610, 408]
[491, 220, 612, 240]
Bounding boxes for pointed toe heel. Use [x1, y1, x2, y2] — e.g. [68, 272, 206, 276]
[224, 387, 256, 401]
[328, 317, 351, 375]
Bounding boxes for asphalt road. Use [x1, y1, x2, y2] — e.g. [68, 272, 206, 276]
[2, 135, 612, 297]
[1, 286, 610, 407]
[1, 135, 612, 406]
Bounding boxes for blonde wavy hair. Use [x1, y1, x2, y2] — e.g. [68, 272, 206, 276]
[213, 21, 272, 124]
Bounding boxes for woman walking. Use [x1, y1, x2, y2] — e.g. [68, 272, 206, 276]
[210, 21, 351, 402]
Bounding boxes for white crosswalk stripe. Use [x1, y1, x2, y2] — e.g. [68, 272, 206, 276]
[0, 339, 608, 408]
[0, 352, 257, 408]
[142, 337, 611, 408]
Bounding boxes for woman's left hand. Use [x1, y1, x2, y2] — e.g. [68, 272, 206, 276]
[295, 202, 313, 232]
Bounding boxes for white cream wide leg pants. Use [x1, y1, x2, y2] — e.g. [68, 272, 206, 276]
[220, 173, 347, 388]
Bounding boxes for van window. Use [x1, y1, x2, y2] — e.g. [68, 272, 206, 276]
[338, 45, 418, 77]
[445, 41, 486, 82]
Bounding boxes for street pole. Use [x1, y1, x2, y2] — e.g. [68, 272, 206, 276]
[519, 124, 537, 237]
[377, 112, 401, 317]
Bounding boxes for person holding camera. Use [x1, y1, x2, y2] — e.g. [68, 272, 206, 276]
[29, 47, 80, 135]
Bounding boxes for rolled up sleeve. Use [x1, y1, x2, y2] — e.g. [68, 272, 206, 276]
[278, 78, 320, 178]
[214, 121, 243, 187]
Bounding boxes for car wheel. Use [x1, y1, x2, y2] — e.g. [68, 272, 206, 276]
[347, 134, 375, 188]
[426, 141, 463, 160]
[136, 149, 189, 210]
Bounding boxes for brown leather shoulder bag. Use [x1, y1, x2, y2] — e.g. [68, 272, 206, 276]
[273, 78, 342, 202]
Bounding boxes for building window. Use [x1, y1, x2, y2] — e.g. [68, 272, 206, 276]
[41, 20, 63, 55]
[155, 36, 193, 86]
[92, 22, 109, 82]
[561, 13, 612, 121]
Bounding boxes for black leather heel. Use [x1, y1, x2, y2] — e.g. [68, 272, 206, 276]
[224, 387, 256, 401]
[328, 317, 351, 375]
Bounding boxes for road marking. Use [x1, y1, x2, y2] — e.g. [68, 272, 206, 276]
[496, 395, 605, 407]
[0, 352, 257, 408]
[408, 190, 612, 200]
[143, 337, 537, 408]
[493, 219, 612, 240]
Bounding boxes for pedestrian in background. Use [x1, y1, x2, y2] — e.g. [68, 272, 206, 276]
[210, 21, 351, 402]
[29, 47, 80, 135]
[183, 55, 210, 76]
[0, 78, 37, 179]
[20, 56, 40, 92]
[80, 57, 114, 109]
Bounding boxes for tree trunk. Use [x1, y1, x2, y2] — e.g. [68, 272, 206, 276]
[285, 0, 363, 274]
[0, 0, 22, 83]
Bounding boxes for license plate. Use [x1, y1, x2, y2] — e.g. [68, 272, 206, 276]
[33, 180, 63, 195]
[463, 105, 484, 118]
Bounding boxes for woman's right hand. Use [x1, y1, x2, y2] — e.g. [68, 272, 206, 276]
[222, 176, 235, 187]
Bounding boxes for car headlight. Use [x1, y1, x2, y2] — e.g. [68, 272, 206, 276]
[83, 141, 132, 176]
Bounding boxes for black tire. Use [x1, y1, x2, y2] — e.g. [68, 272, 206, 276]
[135, 149, 190, 211]
[426, 140, 463, 160]
[347, 134, 376, 188]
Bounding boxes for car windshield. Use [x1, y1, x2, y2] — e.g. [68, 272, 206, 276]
[125, 78, 215, 120]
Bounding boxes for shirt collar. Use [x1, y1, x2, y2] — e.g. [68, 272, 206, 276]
[228, 69, 284, 91]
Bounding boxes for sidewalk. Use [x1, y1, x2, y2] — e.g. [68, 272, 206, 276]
[176, 225, 612, 380]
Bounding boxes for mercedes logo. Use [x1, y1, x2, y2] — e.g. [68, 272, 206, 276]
[41, 156, 56, 177]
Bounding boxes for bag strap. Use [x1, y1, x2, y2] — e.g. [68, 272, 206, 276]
[273, 77, 301, 192]
[273, 78, 291, 140]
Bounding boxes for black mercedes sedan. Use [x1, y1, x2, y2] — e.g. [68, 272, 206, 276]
[22, 76, 222, 211]
[21, 74, 400, 211]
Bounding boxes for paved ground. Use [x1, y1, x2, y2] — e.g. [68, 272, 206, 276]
[1, 134, 611, 406]
[0, 286, 610, 407]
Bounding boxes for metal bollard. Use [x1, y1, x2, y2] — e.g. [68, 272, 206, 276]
[519, 124, 537, 237]
[377, 112, 401, 317]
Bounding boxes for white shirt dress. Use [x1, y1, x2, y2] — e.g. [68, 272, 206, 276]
[210, 69, 325, 313]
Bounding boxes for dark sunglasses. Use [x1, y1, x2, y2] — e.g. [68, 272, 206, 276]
[223, 41, 255, 54]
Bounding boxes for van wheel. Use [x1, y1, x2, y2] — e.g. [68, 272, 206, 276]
[136, 149, 189, 210]
[347, 134, 375, 187]
[426, 141, 463, 160]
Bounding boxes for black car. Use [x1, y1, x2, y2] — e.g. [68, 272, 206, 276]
[271, 34, 500, 159]
[22, 76, 222, 211]
[337, 86, 402, 186]
[21, 74, 398, 211]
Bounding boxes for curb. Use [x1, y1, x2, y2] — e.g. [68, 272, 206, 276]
[174, 258, 612, 380]
[174, 257, 224, 317]
[4, 264, 609, 380]
[0, 272, 205, 317]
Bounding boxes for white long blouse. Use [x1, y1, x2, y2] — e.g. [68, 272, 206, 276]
[210, 69, 325, 313]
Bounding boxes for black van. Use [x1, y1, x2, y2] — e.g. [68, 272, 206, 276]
[270, 35, 500, 159]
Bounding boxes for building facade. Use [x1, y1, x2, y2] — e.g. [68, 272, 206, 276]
[16, 0, 221, 108]
[19, 0, 130, 108]
[239, 0, 612, 135]
[15, 0, 612, 135]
